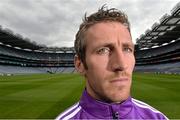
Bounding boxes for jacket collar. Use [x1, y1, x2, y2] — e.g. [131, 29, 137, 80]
[79, 90, 133, 118]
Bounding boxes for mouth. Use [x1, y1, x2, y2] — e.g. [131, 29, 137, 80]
[110, 78, 128, 83]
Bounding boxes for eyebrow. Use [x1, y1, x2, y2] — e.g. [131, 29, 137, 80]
[95, 43, 114, 49]
[95, 41, 134, 49]
[122, 42, 135, 49]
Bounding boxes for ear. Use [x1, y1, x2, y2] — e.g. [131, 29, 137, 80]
[74, 55, 86, 75]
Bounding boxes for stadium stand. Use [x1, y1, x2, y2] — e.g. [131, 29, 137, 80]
[0, 2, 180, 74]
[0, 26, 75, 75]
[135, 2, 180, 74]
[0, 65, 46, 74]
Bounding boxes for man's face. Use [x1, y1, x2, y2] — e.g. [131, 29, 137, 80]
[75, 21, 135, 103]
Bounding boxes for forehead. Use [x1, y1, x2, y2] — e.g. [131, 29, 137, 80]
[85, 21, 132, 47]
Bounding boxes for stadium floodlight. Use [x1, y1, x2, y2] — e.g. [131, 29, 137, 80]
[151, 22, 159, 30]
[162, 43, 168, 46]
[5, 44, 12, 47]
[151, 45, 159, 48]
[171, 2, 180, 15]
[14, 47, 21, 50]
[34, 50, 42, 52]
[170, 40, 175, 43]
[159, 13, 170, 23]
[140, 47, 149, 50]
[23, 49, 32, 51]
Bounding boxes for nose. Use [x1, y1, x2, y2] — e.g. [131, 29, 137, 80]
[110, 50, 127, 72]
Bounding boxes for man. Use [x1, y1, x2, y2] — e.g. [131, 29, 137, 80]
[56, 6, 168, 119]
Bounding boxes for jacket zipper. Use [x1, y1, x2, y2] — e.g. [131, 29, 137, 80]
[110, 106, 119, 120]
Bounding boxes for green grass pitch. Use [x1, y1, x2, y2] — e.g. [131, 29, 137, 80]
[0, 72, 179, 119]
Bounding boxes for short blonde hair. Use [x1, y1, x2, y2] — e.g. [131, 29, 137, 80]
[74, 5, 130, 68]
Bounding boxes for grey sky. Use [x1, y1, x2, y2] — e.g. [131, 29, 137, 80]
[0, 0, 179, 47]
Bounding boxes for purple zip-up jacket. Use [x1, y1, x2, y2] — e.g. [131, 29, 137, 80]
[56, 90, 168, 119]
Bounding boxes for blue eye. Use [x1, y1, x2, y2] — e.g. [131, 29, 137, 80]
[97, 47, 110, 55]
[124, 47, 133, 53]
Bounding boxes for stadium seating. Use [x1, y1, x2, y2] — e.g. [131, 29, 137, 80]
[135, 62, 180, 74]
[134, 2, 180, 74]
[0, 65, 46, 74]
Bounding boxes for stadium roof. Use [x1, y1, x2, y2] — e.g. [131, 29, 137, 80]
[136, 2, 180, 49]
[0, 26, 45, 50]
[39, 47, 75, 53]
[0, 25, 75, 53]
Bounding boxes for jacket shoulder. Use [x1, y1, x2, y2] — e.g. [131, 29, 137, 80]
[55, 102, 81, 120]
[132, 98, 168, 119]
